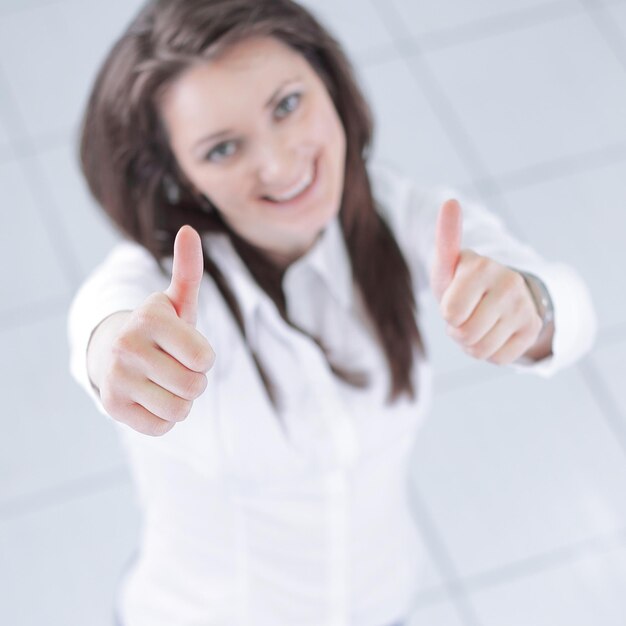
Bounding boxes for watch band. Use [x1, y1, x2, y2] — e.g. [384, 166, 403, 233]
[518, 271, 554, 329]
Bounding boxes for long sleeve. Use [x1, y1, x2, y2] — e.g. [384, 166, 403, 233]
[368, 160, 598, 378]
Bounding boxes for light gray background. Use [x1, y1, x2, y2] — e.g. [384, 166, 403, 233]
[1, 0, 625, 624]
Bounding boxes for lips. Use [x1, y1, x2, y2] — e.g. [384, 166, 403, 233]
[263, 167, 315, 203]
[259, 157, 320, 209]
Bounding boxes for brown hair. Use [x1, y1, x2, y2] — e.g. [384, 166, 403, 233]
[79, 0, 425, 409]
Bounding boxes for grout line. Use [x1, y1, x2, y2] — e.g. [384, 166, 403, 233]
[581, 0, 626, 74]
[0, 466, 131, 521]
[412, 523, 626, 607]
[0, 65, 83, 289]
[577, 356, 626, 462]
[412, 0, 583, 55]
[472, 140, 626, 196]
[370, 0, 498, 196]
[355, 42, 403, 68]
[406, 484, 483, 625]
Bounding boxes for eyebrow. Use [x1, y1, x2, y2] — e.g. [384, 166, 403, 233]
[192, 76, 302, 151]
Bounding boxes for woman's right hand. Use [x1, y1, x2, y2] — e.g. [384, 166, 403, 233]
[87, 225, 216, 436]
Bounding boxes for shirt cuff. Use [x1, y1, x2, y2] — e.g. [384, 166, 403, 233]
[509, 262, 598, 377]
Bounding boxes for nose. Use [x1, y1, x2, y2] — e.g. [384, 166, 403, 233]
[255, 134, 297, 189]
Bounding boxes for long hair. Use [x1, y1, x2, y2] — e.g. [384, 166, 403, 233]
[79, 0, 425, 409]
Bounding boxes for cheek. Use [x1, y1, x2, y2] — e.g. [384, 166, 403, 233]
[303, 96, 345, 148]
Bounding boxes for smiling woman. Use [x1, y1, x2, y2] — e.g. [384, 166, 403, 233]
[79, 0, 424, 411]
[69, 0, 596, 625]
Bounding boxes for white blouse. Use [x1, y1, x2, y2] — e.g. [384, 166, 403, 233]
[68, 160, 597, 626]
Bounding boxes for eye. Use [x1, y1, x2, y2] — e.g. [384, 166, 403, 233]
[205, 140, 237, 163]
[275, 92, 301, 119]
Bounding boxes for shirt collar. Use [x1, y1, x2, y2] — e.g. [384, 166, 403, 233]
[283, 215, 353, 312]
[203, 215, 353, 343]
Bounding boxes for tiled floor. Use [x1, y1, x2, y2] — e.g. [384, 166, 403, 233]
[1, 0, 625, 624]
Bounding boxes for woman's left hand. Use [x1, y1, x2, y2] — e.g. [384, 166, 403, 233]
[430, 198, 544, 366]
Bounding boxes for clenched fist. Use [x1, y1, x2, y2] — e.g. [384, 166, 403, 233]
[87, 226, 216, 436]
[431, 199, 545, 366]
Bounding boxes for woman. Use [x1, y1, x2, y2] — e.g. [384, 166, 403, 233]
[68, 0, 597, 624]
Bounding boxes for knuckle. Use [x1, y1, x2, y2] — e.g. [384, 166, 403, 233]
[506, 270, 526, 292]
[185, 373, 208, 399]
[167, 398, 193, 422]
[454, 326, 471, 343]
[110, 332, 134, 359]
[441, 304, 462, 327]
[107, 358, 127, 385]
[191, 344, 216, 373]
[469, 253, 490, 273]
[489, 352, 506, 366]
[135, 306, 160, 332]
[179, 399, 193, 420]
[465, 344, 482, 358]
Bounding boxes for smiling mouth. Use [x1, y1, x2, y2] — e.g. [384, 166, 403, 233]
[260, 158, 318, 205]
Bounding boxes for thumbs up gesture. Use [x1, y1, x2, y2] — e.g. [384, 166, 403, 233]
[430, 199, 543, 366]
[90, 226, 216, 436]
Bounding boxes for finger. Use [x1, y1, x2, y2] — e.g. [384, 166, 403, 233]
[447, 289, 510, 346]
[165, 225, 204, 326]
[487, 331, 536, 366]
[150, 319, 216, 373]
[439, 251, 492, 327]
[431, 198, 463, 302]
[141, 346, 208, 401]
[120, 402, 176, 437]
[461, 317, 512, 361]
[130, 378, 193, 424]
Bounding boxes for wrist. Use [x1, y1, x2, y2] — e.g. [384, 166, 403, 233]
[518, 270, 554, 331]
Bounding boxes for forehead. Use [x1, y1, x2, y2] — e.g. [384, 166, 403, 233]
[160, 36, 313, 121]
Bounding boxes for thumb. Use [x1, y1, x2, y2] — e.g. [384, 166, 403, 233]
[165, 225, 204, 326]
[431, 198, 462, 302]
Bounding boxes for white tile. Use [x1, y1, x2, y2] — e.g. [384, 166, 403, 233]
[0, 0, 145, 141]
[409, 366, 626, 579]
[298, 0, 396, 62]
[0, 480, 140, 626]
[604, 0, 626, 28]
[500, 159, 626, 331]
[0, 92, 12, 158]
[389, 0, 580, 39]
[469, 533, 626, 625]
[37, 140, 124, 281]
[406, 600, 465, 625]
[0, 312, 127, 504]
[415, 12, 626, 178]
[0, 0, 63, 14]
[597, 0, 626, 7]
[0, 158, 70, 313]
[358, 57, 476, 189]
[589, 335, 626, 420]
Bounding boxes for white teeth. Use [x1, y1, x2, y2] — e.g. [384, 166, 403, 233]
[266, 168, 314, 202]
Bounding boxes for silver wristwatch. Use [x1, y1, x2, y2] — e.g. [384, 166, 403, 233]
[519, 271, 554, 330]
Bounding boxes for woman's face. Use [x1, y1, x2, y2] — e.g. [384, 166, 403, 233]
[159, 36, 347, 268]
